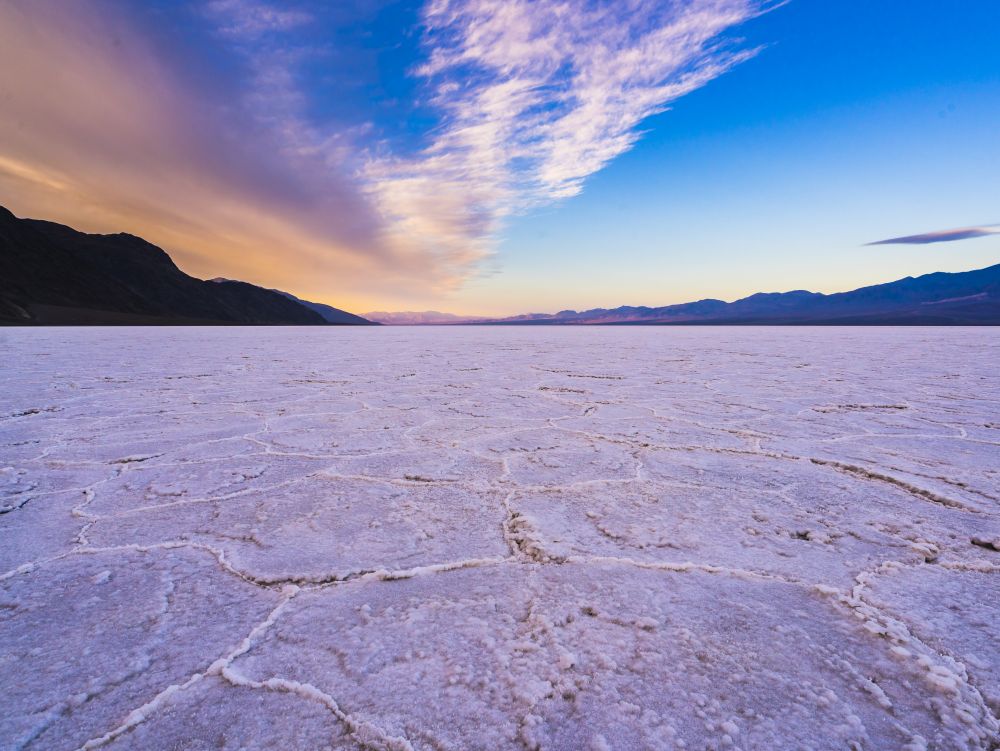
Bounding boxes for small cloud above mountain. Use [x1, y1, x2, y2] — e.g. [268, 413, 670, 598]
[867, 225, 999, 245]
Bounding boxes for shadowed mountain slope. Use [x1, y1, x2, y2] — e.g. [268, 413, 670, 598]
[207, 279, 378, 325]
[0, 207, 369, 325]
[271, 289, 377, 325]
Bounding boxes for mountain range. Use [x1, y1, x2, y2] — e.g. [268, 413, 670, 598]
[375, 267, 1000, 326]
[483, 264, 1000, 325]
[0, 206, 374, 325]
[364, 310, 490, 325]
[2, 205, 998, 326]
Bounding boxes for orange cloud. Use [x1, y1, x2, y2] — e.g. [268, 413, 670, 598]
[0, 0, 475, 312]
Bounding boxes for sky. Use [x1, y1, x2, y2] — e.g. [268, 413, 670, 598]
[1, 0, 998, 316]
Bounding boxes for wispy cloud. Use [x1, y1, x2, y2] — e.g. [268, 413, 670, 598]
[867, 225, 1000, 245]
[365, 0, 766, 276]
[204, 0, 311, 41]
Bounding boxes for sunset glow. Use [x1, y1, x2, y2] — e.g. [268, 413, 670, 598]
[2, 0, 998, 315]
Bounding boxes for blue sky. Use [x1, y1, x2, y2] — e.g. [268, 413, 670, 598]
[1, 0, 998, 315]
[480, 1, 1000, 311]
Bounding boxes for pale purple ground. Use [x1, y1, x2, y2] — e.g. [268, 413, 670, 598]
[1, 326, 998, 750]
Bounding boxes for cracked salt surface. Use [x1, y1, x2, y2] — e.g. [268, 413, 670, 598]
[0, 326, 998, 750]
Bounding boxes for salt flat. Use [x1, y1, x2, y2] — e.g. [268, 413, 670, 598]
[1, 326, 998, 751]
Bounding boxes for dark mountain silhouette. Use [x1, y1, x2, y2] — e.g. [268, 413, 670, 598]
[0, 206, 371, 325]
[487, 264, 1000, 326]
[208, 279, 377, 325]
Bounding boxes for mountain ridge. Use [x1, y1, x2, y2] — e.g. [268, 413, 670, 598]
[209, 278, 378, 326]
[0, 206, 372, 326]
[367, 265, 1000, 326]
[479, 264, 1000, 325]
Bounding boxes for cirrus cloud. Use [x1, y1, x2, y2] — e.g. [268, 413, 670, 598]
[364, 0, 768, 276]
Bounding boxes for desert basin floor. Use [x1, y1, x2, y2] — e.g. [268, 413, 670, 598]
[1, 326, 998, 750]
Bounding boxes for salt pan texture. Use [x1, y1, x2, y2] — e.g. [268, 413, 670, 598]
[1, 326, 998, 750]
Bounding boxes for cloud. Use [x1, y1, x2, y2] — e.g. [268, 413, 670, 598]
[867, 226, 1000, 245]
[365, 0, 765, 274]
[0, 0, 768, 310]
[204, 0, 312, 41]
[0, 0, 416, 310]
